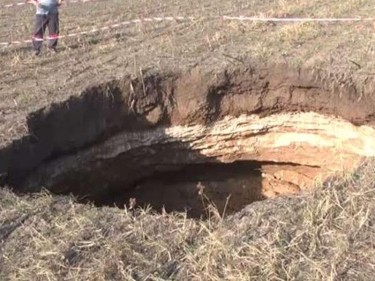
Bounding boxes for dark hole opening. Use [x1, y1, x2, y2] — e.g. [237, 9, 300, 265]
[91, 161, 265, 219]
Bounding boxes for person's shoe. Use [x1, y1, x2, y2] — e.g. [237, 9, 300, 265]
[34, 49, 41, 56]
[48, 46, 58, 53]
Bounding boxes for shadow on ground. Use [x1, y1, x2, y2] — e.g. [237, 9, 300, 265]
[0, 72, 266, 218]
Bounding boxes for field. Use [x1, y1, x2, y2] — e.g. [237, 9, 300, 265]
[2, 0, 375, 279]
[1, 0, 375, 144]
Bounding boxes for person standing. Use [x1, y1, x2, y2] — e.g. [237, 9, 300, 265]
[29, 0, 62, 55]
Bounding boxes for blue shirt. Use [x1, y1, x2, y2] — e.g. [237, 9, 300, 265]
[36, 0, 58, 14]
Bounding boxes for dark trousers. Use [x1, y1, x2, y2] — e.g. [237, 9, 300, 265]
[32, 13, 59, 51]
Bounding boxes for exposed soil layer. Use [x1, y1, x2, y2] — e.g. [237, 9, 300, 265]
[1, 65, 375, 217]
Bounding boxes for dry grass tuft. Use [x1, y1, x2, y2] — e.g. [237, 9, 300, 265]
[1, 159, 375, 280]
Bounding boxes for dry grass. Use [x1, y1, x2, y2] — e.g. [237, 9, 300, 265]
[1, 159, 375, 280]
[1, 0, 375, 145]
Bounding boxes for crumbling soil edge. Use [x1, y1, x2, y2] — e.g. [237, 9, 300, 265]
[1, 63, 375, 193]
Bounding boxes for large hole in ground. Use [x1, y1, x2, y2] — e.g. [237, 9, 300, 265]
[95, 161, 320, 218]
[96, 161, 266, 218]
[10, 111, 373, 219]
[3, 68, 375, 219]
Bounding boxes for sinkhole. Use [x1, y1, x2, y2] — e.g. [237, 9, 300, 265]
[2, 67, 375, 218]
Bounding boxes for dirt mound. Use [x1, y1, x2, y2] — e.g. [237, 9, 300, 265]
[1, 65, 375, 217]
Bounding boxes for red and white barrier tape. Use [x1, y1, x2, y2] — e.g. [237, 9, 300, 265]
[3, 0, 101, 9]
[223, 15, 375, 22]
[0, 16, 194, 47]
[1, 15, 375, 47]
[3, 2, 27, 8]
